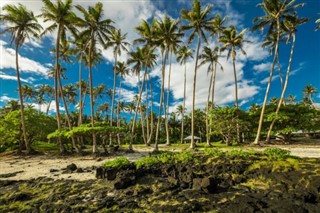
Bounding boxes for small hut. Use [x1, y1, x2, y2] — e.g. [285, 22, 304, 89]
[184, 135, 202, 143]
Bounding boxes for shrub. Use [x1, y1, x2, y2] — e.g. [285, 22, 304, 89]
[203, 148, 225, 157]
[263, 148, 291, 160]
[135, 156, 160, 169]
[226, 149, 257, 158]
[103, 157, 131, 168]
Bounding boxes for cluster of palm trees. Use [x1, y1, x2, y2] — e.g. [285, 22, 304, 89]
[0, 0, 318, 154]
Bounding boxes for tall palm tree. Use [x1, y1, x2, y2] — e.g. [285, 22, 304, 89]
[1, 4, 42, 153]
[41, 0, 77, 153]
[303, 84, 317, 106]
[75, 2, 114, 154]
[177, 45, 193, 144]
[287, 94, 296, 104]
[266, 13, 308, 142]
[115, 61, 129, 145]
[105, 28, 129, 128]
[219, 25, 249, 143]
[128, 46, 157, 150]
[252, 0, 304, 145]
[198, 46, 223, 146]
[181, 0, 213, 149]
[21, 85, 35, 103]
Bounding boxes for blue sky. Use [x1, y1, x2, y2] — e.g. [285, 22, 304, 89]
[0, 0, 319, 117]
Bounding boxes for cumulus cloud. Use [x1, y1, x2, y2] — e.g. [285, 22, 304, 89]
[0, 95, 16, 102]
[253, 62, 272, 73]
[0, 71, 32, 83]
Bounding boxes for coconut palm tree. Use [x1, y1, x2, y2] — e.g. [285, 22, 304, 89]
[198, 46, 223, 146]
[1, 4, 42, 153]
[105, 28, 129, 128]
[128, 46, 157, 150]
[180, 0, 213, 149]
[252, 0, 304, 145]
[41, 0, 78, 153]
[219, 25, 249, 143]
[287, 94, 296, 104]
[75, 2, 114, 154]
[303, 84, 317, 105]
[266, 13, 308, 142]
[115, 61, 129, 145]
[176, 45, 193, 144]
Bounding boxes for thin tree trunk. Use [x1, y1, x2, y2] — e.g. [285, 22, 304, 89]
[181, 61, 187, 144]
[116, 79, 122, 146]
[155, 50, 168, 151]
[130, 68, 148, 150]
[78, 55, 83, 126]
[57, 71, 80, 153]
[253, 19, 280, 145]
[232, 55, 240, 144]
[145, 82, 150, 144]
[89, 40, 98, 154]
[15, 41, 30, 154]
[147, 75, 154, 145]
[110, 54, 118, 127]
[55, 27, 64, 154]
[191, 34, 201, 149]
[266, 34, 296, 143]
[165, 51, 173, 145]
[206, 65, 214, 146]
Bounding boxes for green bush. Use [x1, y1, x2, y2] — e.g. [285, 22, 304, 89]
[226, 149, 257, 158]
[203, 148, 225, 157]
[264, 148, 291, 160]
[174, 151, 195, 163]
[103, 157, 131, 168]
[135, 156, 160, 169]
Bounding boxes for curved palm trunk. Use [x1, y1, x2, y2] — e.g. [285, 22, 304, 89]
[110, 54, 118, 127]
[15, 42, 29, 154]
[155, 50, 168, 152]
[165, 51, 173, 145]
[57, 71, 80, 153]
[55, 27, 65, 154]
[78, 55, 83, 126]
[190, 34, 201, 149]
[206, 64, 214, 146]
[253, 20, 281, 145]
[89, 41, 98, 154]
[232, 54, 240, 144]
[46, 98, 52, 115]
[147, 75, 154, 145]
[116, 79, 122, 146]
[266, 34, 296, 142]
[181, 62, 187, 144]
[129, 68, 148, 150]
[145, 83, 150, 144]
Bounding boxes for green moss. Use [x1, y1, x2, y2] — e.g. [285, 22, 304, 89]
[102, 157, 131, 168]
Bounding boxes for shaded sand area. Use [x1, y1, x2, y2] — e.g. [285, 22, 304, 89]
[0, 143, 320, 181]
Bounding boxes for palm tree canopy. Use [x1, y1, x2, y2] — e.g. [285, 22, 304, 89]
[105, 28, 129, 56]
[219, 26, 250, 60]
[198, 46, 224, 74]
[180, 0, 213, 44]
[303, 84, 317, 97]
[176, 45, 194, 65]
[281, 13, 308, 43]
[0, 4, 42, 46]
[210, 13, 227, 38]
[115, 61, 130, 79]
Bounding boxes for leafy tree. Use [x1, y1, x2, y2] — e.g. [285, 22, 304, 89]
[1, 3, 42, 154]
[181, 0, 212, 148]
[0, 109, 56, 152]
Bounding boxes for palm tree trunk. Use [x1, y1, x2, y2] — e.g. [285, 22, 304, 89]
[232, 54, 240, 144]
[110, 54, 118, 127]
[253, 19, 281, 145]
[191, 33, 201, 149]
[55, 27, 64, 154]
[206, 65, 214, 146]
[266, 34, 296, 143]
[145, 83, 150, 144]
[78, 55, 83, 126]
[147, 75, 154, 146]
[165, 51, 173, 145]
[155, 50, 168, 151]
[116, 79, 122, 146]
[181, 62, 187, 144]
[130, 68, 148, 150]
[15, 41, 30, 154]
[89, 41, 98, 154]
[57, 72, 80, 153]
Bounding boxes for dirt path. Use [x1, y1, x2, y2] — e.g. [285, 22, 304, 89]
[0, 144, 319, 181]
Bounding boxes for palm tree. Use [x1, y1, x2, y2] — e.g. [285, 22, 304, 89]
[41, 0, 77, 153]
[115, 61, 129, 145]
[6, 100, 20, 112]
[303, 84, 317, 105]
[75, 2, 114, 154]
[1, 4, 42, 153]
[252, 0, 304, 145]
[21, 85, 35, 103]
[198, 46, 223, 146]
[287, 94, 296, 104]
[181, 0, 213, 149]
[128, 46, 157, 150]
[105, 28, 129, 128]
[266, 13, 308, 142]
[176, 45, 193, 144]
[219, 25, 249, 143]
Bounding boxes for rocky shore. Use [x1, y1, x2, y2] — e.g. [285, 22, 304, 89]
[1, 152, 320, 212]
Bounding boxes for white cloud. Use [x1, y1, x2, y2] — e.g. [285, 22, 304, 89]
[0, 71, 31, 83]
[0, 95, 16, 102]
[253, 62, 272, 73]
[31, 101, 65, 114]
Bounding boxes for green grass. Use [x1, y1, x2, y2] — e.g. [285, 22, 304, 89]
[31, 141, 59, 153]
[102, 157, 131, 168]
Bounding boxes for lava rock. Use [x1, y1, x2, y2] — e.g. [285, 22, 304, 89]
[66, 163, 77, 172]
